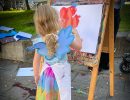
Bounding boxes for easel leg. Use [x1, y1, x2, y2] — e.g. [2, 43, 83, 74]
[109, 0, 114, 97]
[88, 65, 99, 100]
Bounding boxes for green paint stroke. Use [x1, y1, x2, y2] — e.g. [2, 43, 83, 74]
[76, 89, 87, 94]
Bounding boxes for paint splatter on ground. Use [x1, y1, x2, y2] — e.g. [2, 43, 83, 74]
[13, 82, 36, 97]
[81, 73, 86, 76]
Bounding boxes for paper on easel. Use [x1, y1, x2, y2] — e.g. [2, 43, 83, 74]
[52, 4, 103, 54]
[0, 26, 14, 31]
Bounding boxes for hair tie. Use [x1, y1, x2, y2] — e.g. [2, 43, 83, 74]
[52, 33, 59, 40]
[45, 33, 59, 40]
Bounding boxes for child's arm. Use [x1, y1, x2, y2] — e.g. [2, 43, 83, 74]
[33, 49, 41, 84]
[70, 29, 82, 50]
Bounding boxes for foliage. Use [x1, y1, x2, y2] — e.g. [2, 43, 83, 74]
[119, 4, 130, 32]
[10, 8, 13, 11]
[25, 0, 30, 10]
[3, 0, 10, 11]
[37, 1, 47, 6]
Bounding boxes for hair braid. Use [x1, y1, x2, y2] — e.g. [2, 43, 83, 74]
[44, 34, 59, 58]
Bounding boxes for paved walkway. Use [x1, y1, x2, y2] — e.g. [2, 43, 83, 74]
[0, 58, 130, 100]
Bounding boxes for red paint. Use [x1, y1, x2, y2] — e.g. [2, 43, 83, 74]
[81, 73, 86, 76]
[23, 93, 27, 97]
[60, 6, 83, 49]
[78, 61, 83, 65]
[13, 82, 36, 97]
[60, 6, 81, 28]
[81, 39, 83, 42]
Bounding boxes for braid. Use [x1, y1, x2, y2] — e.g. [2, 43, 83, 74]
[44, 34, 58, 58]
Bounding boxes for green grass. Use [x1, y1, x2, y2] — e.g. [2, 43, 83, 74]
[0, 10, 37, 35]
[119, 4, 130, 32]
[0, 4, 130, 36]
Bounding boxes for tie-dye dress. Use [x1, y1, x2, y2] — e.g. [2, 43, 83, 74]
[36, 56, 71, 100]
[37, 66, 60, 100]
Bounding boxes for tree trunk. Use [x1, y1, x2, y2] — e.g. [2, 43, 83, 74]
[25, 0, 30, 10]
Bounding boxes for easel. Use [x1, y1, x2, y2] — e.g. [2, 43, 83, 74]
[88, 0, 114, 100]
[36, 0, 114, 100]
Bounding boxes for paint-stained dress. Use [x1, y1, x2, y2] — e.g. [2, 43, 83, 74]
[37, 66, 60, 100]
[37, 62, 71, 100]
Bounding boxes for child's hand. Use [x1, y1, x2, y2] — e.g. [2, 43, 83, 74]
[72, 28, 77, 35]
[34, 75, 40, 85]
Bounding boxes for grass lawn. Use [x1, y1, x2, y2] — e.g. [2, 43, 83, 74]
[0, 4, 130, 35]
[0, 10, 36, 35]
[119, 4, 130, 32]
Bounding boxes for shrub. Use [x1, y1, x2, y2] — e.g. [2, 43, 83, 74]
[10, 8, 13, 11]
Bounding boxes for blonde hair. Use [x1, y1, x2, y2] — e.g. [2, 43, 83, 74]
[34, 4, 60, 58]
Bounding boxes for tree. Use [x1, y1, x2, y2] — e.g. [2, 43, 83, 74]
[2, 0, 10, 11]
[25, 0, 30, 10]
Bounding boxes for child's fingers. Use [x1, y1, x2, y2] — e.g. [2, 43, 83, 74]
[35, 81, 37, 85]
[35, 75, 40, 85]
[35, 79, 39, 85]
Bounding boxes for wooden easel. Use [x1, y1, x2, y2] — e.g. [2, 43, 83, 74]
[36, 0, 114, 100]
[88, 0, 114, 100]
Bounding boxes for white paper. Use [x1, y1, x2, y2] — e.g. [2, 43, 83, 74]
[0, 26, 14, 31]
[17, 31, 32, 38]
[14, 31, 32, 41]
[14, 35, 19, 41]
[52, 4, 103, 54]
[17, 67, 34, 76]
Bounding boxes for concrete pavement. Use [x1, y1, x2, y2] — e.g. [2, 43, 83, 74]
[0, 58, 130, 100]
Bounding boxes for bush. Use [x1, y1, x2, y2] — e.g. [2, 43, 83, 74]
[10, 8, 13, 11]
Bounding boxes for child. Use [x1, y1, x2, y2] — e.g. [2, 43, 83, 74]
[30, 4, 82, 100]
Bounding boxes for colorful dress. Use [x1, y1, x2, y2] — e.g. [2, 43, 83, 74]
[37, 61, 71, 100]
[37, 66, 60, 100]
[27, 26, 74, 100]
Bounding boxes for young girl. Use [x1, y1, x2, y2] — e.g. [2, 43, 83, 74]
[31, 4, 82, 100]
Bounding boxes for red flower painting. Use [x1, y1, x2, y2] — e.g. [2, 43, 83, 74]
[59, 5, 82, 52]
[60, 6, 81, 29]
